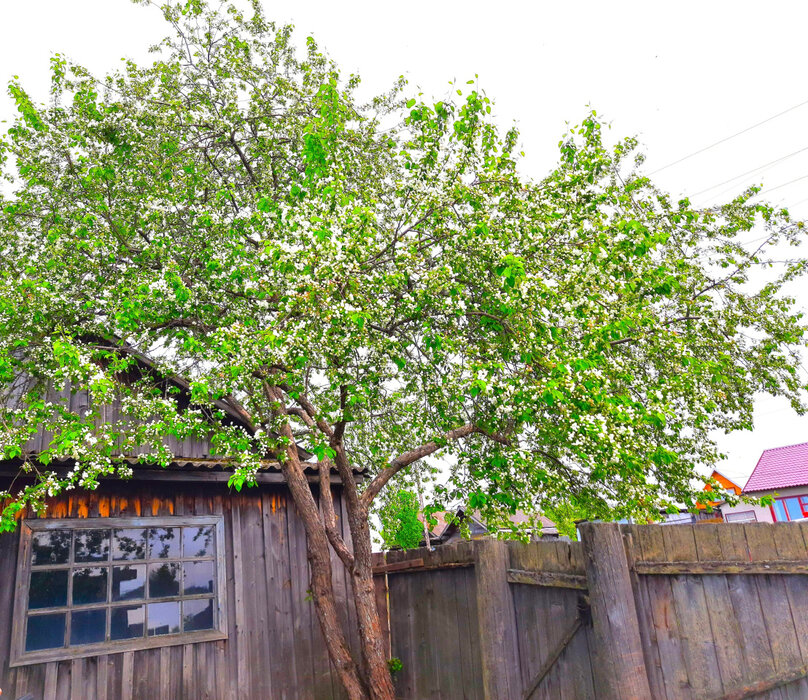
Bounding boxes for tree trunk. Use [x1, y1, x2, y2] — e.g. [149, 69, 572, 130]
[278, 457, 370, 699]
[269, 403, 395, 699]
[351, 564, 397, 700]
[345, 505, 398, 700]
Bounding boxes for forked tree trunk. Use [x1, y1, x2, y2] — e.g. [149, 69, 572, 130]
[294, 486, 395, 699]
[279, 460, 371, 699]
[277, 448, 394, 699]
[267, 392, 397, 700]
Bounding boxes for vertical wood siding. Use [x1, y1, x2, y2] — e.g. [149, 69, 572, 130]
[0, 480, 355, 700]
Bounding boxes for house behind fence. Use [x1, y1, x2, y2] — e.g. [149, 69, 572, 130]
[372, 522, 808, 700]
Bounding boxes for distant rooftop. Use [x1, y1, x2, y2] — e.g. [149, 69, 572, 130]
[743, 441, 808, 493]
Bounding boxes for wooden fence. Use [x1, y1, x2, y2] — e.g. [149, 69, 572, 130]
[372, 522, 808, 700]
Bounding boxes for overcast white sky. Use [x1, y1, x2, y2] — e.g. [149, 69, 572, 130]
[2, 0, 808, 486]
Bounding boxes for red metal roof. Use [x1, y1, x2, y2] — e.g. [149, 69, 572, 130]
[743, 441, 808, 493]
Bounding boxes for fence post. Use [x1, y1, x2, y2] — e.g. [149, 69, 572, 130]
[579, 522, 652, 700]
[475, 539, 521, 700]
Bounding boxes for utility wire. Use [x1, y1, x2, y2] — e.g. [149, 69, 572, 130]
[649, 98, 808, 175]
[690, 145, 808, 197]
[753, 173, 808, 198]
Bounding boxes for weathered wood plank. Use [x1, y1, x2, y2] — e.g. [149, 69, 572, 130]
[662, 525, 723, 698]
[522, 613, 582, 700]
[475, 539, 521, 699]
[580, 523, 652, 700]
[635, 560, 808, 574]
[705, 665, 808, 700]
[230, 502, 249, 698]
[287, 491, 317, 700]
[692, 524, 746, 692]
[95, 655, 109, 700]
[264, 490, 297, 700]
[43, 662, 58, 699]
[506, 568, 588, 590]
[721, 525, 776, 684]
[455, 567, 484, 700]
[744, 524, 803, 677]
[622, 527, 667, 698]
[771, 523, 808, 667]
[390, 566, 415, 698]
[121, 652, 134, 700]
[633, 525, 690, 699]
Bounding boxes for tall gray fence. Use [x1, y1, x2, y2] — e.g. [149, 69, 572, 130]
[372, 522, 808, 700]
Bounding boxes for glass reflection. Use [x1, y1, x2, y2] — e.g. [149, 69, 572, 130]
[25, 612, 66, 651]
[70, 609, 106, 645]
[113, 528, 148, 561]
[31, 530, 71, 565]
[72, 567, 108, 606]
[183, 598, 214, 632]
[183, 561, 214, 595]
[148, 562, 180, 598]
[112, 565, 146, 601]
[29, 570, 68, 609]
[183, 526, 214, 557]
[147, 602, 180, 636]
[75, 530, 110, 563]
[148, 528, 180, 559]
[111, 605, 144, 640]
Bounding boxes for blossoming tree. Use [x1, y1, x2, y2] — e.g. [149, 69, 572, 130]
[1, 1, 806, 697]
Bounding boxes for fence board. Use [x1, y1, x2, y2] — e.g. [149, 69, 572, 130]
[693, 524, 746, 692]
[771, 523, 808, 666]
[634, 525, 691, 699]
[624, 527, 667, 697]
[744, 525, 803, 677]
[662, 525, 723, 698]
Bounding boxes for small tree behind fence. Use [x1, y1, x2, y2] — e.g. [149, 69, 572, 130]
[372, 522, 808, 700]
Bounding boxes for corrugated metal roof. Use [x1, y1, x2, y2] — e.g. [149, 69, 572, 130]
[743, 441, 808, 493]
[22, 452, 285, 472]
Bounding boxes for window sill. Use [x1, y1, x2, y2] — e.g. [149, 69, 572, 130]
[10, 629, 228, 667]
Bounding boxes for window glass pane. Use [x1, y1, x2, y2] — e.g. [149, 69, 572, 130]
[70, 609, 106, 645]
[724, 511, 757, 523]
[112, 565, 146, 601]
[785, 498, 804, 521]
[773, 500, 789, 522]
[183, 526, 214, 557]
[183, 561, 214, 595]
[183, 599, 214, 632]
[149, 528, 180, 559]
[148, 562, 180, 598]
[113, 529, 148, 561]
[31, 530, 71, 565]
[25, 613, 66, 651]
[110, 605, 145, 641]
[29, 570, 68, 609]
[147, 602, 180, 636]
[72, 567, 108, 606]
[75, 530, 110, 563]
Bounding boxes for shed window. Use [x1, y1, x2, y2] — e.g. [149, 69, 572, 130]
[11, 516, 227, 666]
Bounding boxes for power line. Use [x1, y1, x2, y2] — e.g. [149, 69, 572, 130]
[690, 145, 808, 197]
[753, 173, 808, 198]
[649, 98, 808, 175]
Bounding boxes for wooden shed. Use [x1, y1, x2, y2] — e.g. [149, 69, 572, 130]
[0, 361, 360, 700]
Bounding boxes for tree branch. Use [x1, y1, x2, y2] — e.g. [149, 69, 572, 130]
[319, 458, 355, 570]
[263, 383, 354, 568]
[360, 424, 509, 508]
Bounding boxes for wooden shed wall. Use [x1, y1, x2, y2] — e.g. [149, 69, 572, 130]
[0, 479, 358, 700]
